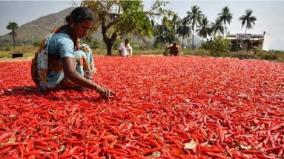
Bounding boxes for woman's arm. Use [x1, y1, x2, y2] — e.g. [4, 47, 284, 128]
[128, 44, 133, 56]
[61, 57, 114, 98]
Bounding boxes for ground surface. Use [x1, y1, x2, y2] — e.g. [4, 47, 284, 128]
[0, 56, 283, 158]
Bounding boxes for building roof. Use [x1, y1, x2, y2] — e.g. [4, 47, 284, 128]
[226, 33, 264, 40]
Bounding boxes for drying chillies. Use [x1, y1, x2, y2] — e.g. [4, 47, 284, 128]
[0, 56, 283, 158]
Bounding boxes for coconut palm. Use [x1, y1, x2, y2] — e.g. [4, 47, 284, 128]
[211, 18, 224, 36]
[176, 18, 191, 47]
[239, 9, 257, 33]
[6, 22, 18, 49]
[196, 16, 211, 40]
[153, 16, 172, 47]
[171, 13, 179, 33]
[217, 6, 232, 36]
[186, 5, 203, 49]
[169, 13, 180, 43]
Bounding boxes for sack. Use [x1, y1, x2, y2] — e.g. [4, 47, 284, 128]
[31, 34, 53, 90]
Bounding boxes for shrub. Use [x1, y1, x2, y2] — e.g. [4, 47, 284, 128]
[113, 40, 121, 50]
[231, 53, 256, 59]
[201, 37, 230, 56]
[256, 51, 278, 60]
[33, 41, 41, 47]
[82, 38, 101, 49]
[89, 40, 100, 49]
[5, 45, 12, 51]
[270, 50, 284, 54]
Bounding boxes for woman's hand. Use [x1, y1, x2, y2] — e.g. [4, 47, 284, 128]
[62, 57, 114, 99]
[100, 88, 115, 100]
[95, 85, 115, 100]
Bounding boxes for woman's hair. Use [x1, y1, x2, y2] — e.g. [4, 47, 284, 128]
[125, 39, 129, 44]
[66, 7, 94, 25]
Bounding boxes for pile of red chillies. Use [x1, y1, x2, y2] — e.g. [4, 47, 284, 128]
[0, 56, 283, 159]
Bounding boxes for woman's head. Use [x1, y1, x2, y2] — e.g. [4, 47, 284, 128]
[125, 39, 129, 45]
[66, 7, 94, 38]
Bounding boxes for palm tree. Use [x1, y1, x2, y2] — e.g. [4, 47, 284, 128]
[196, 16, 211, 40]
[186, 5, 203, 49]
[239, 9, 257, 33]
[217, 6, 232, 36]
[6, 22, 18, 49]
[153, 16, 172, 47]
[169, 13, 180, 43]
[211, 18, 224, 36]
[171, 14, 179, 33]
[176, 18, 191, 47]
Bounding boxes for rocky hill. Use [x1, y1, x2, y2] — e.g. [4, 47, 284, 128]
[0, 7, 199, 49]
[0, 7, 74, 45]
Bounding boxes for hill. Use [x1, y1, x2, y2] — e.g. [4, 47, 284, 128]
[0, 7, 74, 45]
[0, 7, 198, 49]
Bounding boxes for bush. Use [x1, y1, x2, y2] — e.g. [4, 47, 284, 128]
[261, 54, 278, 60]
[89, 40, 100, 49]
[201, 37, 230, 56]
[270, 50, 284, 54]
[4, 45, 12, 51]
[256, 51, 278, 60]
[82, 37, 101, 49]
[33, 41, 41, 47]
[229, 50, 280, 61]
[113, 40, 121, 50]
[231, 53, 256, 59]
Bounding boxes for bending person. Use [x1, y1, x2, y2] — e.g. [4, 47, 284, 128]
[31, 7, 114, 99]
[118, 39, 132, 57]
[165, 42, 180, 56]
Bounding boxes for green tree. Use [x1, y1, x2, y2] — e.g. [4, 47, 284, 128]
[176, 18, 191, 47]
[196, 16, 211, 40]
[82, 0, 167, 55]
[185, 5, 203, 49]
[169, 13, 180, 43]
[153, 16, 172, 47]
[153, 13, 180, 47]
[239, 9, 257, 33]
[211, 19, 224, 37]
[201, 36, 230, 55]
[217, 6, 232, 36]
[6, 22, 18, 49]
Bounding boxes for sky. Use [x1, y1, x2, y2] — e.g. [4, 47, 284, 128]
[0, 0, 284, 50]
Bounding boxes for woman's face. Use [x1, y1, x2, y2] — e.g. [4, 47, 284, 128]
[72, 20, 93, 38]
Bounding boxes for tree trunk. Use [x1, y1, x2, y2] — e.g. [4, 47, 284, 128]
[192, 34, 195, 49]
[224, 24, 227, 37]
[192, 26, 195, 49]
[12, 30, 16, 49]
[102, 25, 117, 56]
[106, 40, 113, 56]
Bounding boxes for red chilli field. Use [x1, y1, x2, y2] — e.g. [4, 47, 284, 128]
[0, 56, 283, 159]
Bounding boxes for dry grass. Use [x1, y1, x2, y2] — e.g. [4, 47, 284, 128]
[0, 45, 37, 58]
[1, 45, 283, 62]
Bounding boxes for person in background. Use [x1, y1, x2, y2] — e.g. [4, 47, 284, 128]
[119, 39, 133, 57]
[31, 7, 114, 99]
[165, 42, 180, 56]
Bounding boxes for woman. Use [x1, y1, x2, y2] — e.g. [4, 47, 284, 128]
[165, 42, 179, 56]
[31, 7, 114, 99]
[118, 39, 132, 57]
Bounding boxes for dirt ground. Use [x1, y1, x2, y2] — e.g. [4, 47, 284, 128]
[0, 57, 32, 63]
